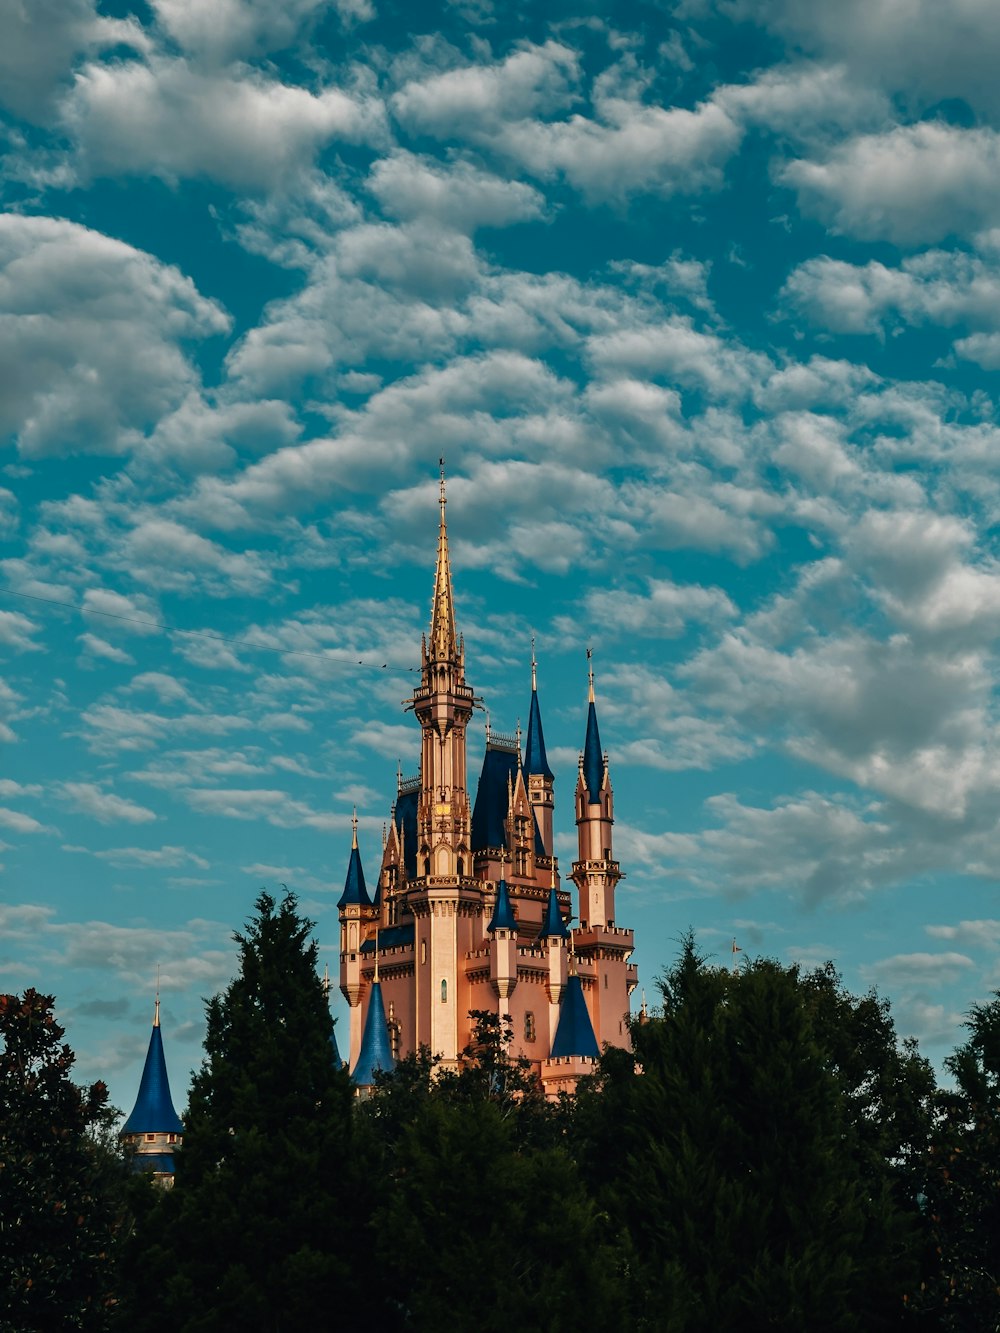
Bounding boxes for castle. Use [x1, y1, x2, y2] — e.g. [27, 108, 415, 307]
[340, 469, 638, 1096]
[122, 468, 638, 1163]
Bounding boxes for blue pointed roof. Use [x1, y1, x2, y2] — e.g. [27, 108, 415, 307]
[396, 788, 418, 880]
[487, 878, 517, 933]
[525, 686, 554, 780]
[550, 973, 601, 1060]
[122, 1014, 184, 1136]
[337, 840, 371, 910]
[582, 700, 604, 804]
[541, 885, 568, 938]
[472, 745, 545, 856]
[351, 979, 395, 1086]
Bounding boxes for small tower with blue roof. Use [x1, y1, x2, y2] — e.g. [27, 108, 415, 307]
[120, 994, 184, 1186]
[338, 810, 376, 1060]
[524, 640, 555, 856]
[487, 866, 518, 1020]
[350, 949, 395, 1097]
[572, 651, 621, 932]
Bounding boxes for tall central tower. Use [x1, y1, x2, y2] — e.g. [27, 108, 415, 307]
[405, 465, 479, 1063]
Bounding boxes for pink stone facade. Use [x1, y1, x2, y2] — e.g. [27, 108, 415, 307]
[339, 475, 637, 1095]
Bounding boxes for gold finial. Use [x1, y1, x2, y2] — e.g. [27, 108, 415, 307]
[531, 634, 537, 691]
[351, 806, 358, 849]
[323, 963, 330, 997]
[373, 930, 380, 982]
[153, 964, 160, 1027]
[568, 932, 577, 975]
[485, 709, 491, 744]
[515, 718, 522, 757]
[382, 820, 387, 850]
[396, 759, 402, 794]
[428, 461, 457, 661]
[587, 646, 595, 703]
[550, 859, 557, 891]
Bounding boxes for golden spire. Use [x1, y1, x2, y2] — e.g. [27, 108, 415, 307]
[531, 634, 537, 691]
[373, 929, 380, 983]
[351, 806, 359, 849]
[429, 458, 457, 661]
[153, 964, 160, 1027]
[587, 646, 595, 703]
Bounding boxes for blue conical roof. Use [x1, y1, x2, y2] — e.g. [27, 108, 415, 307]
[541, 885, 568, 938]
[122, 1015, 183, 1136]
[351, 979, 394, 1086]
[487, 878, 517, 933]
[525, 686, 554, 780]
[550, 973, 600, 1060]
[582, 700, 603, 804]
[337, 842, 371, 910]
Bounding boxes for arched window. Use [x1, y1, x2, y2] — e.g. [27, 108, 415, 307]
[420, 940, 427, 965]
[524, 1011, 536, 1043]
[440, 978, 448, 1003]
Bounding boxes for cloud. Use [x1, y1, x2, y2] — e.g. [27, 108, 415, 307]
[392, 41, 580, 137]
[0, 611, 42, 652]
[866, 951, 976, 985]
[783, 123, 1000, 244]
[61, 782, 157, 824]
[62, 55, 386, 190]
[578, 578, 737, 638]
[0, 0, 147, 121]
[0, 808, 54, 835]
[0, 214, 229, 457]
[925, 919, 1000, 948]
[149, 0, 341, 61]
[368, 152, 546, 231]
[92, 844, 210, 869]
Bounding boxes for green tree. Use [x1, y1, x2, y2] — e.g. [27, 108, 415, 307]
[359, 1012, 624, 1331]
[574, 940, 932, 1331]
[0, 988, 127, 1330]
[120, 892, 359, 1333]
[916, 993, 1000, 1329]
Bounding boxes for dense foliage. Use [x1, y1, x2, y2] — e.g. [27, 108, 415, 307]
[12, 898, 1000, 1331]
[0, 988, 127, 1330]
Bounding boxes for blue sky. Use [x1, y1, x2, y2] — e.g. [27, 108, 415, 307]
[3, 0, 1000, 1114]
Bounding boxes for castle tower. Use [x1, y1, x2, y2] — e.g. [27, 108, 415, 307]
[350, 954, 394, 1096]
[572, 656, 620, 931]
[120, 995, 184, 1185]
[524, 644, 555, 856]
[338, 812, 376, 1060]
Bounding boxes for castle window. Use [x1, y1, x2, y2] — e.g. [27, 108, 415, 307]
[441, 978, 448, 1003]
[604, 973, 608, 988]
[145, 1134, 155, 1142]
[524, 1011, 536, 1043]
[421, 940, 427, 965]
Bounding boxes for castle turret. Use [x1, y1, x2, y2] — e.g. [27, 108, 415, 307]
[338, 813, 375, 1061]
[487, 872, 518, 1018]
[524, 644, 555, 856]
[120, 996, 183, 1185]
[550, 969, 601, 1060]
[541, 869, 569, 1052]
[572, 655, 621, 930]
[350, 958, 394, 1095]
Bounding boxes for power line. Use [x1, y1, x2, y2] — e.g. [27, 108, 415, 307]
[0, 584, 418, 673]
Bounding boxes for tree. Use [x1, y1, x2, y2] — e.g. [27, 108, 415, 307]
[120, 892, 360, 1333]
[573, 940, 933, 1331]
[915, 993, 1000, 1329]
[358, 1013, 624, 1331]
[0, 988, 127, 1330]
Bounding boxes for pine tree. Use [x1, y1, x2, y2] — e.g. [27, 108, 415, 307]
[0, 988, 126, 1330]
[574, 941, 930, 1331]
[120, 892, 359, 1333]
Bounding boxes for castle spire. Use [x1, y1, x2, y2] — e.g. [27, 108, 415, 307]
[582, 650, 604, 805]
[429, 458, 457, 662]
[350, 971, 394, 1090]
[524, 650, 554, 781]
[337, 824, 371, 909]
[121, 995, 184, 1178]
[550, 972, 600, 1060]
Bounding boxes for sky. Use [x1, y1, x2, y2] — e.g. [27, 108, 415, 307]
[3, 0, 1000, 1115]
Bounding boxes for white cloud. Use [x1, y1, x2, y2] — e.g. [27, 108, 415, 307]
[867, 951, 976, 985]
[0, 214, 229, 457]
[392, 41, 580, 137]
[61, 782, 157, 824]
[150, 0, 341, 61]
[63, 56, 386, 191]
[783, 123, 1000, 245]
[580, 578, 737, 637]
[368, 152, 546, 231]
[0, 611, 42, 652]
[926, 919, 1000, 948]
